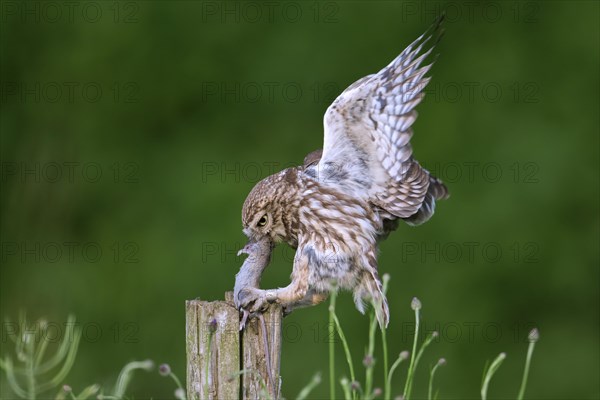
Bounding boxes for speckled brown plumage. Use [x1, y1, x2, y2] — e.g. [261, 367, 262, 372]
[236, 16, 449, 328]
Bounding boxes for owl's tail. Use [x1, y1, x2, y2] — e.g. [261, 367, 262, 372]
[353, 281, 390, 329]
[403, 174, 449, 226]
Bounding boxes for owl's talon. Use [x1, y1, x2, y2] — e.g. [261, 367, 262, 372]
[239, 309, 250, 330]
[236, 287, 269, 314]
[282, 305, 293, 317]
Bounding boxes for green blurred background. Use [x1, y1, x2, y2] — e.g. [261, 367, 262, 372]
[1, 1, 598, 398]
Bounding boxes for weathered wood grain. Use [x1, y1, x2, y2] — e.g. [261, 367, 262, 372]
[186, 292, 283, 400]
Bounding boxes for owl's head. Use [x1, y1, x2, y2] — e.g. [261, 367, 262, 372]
[241, 168, 300, 247]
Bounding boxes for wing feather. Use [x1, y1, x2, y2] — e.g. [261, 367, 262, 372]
[318, 15, 446, 219]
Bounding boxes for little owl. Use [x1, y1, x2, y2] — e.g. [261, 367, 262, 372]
[235, 16, 449, 328]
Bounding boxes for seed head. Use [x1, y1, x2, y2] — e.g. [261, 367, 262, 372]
[175, 388, 186, 400]
[411, 297, 422, 311]
[399, 350, 410, 360]
[382, 274, 390, 286]
[159, 363, 171, 376]
[209, 318, 217, 334]
[528, 328, 539, 343]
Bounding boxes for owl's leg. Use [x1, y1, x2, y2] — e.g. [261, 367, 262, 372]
[282, 290, 328, 316]
[240, 252, 311, 314]
[266, 251, 311, 307]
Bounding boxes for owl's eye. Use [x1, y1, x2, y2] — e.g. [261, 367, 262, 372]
[257, 215, 268, 227]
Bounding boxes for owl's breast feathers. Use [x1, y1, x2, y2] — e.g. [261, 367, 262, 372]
[297, 168, 383, 248]
[266, 163, 392, 247]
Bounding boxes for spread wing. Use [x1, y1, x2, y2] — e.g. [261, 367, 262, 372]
[318, 16, 445, 219]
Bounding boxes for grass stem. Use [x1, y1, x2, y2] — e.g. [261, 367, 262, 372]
[364, 313, 378, 397]
[332, 313, 356, 386]
[385, 351, 409, 400]
[517, 329, 539, 400]
[403, 298, 421, 400]
[428, 359, 445, 400]
[481, 352, 506, 400]
[329, 291, 337, 400]
[381, 275, 390, 400]
[296, 372, 322, 400]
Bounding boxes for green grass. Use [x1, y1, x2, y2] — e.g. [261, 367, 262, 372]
[2, 280, 540, 399]
[304, 274, 541, 400]
[0, 313, 184, 400]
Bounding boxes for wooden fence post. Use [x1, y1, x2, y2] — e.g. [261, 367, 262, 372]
[186, 292, 283, 400]
[241, 299, 282, 399]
